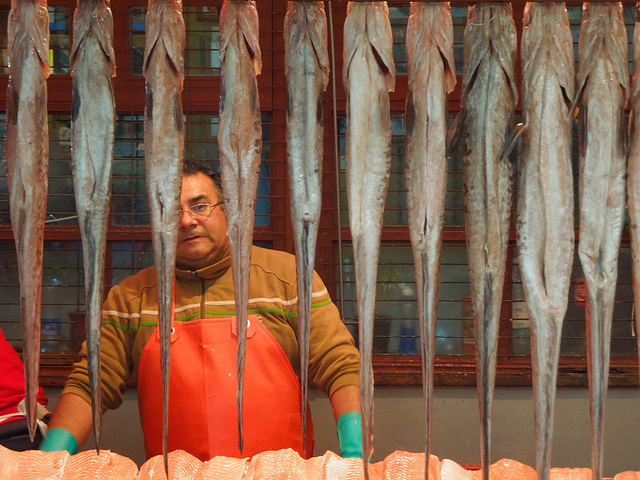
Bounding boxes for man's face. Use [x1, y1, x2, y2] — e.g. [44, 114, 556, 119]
[176, 172, 230, 270]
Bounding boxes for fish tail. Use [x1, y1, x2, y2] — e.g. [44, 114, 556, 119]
[416, 251, 435, 476]
[296, 221, 316, 453]
[85, 299, 103, 453]
[19, 235, 44, 442]
[231, 222, 253, 455]
[586, 287, 608, 480]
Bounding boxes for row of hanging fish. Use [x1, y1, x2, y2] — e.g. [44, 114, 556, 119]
[5, 2, 640, 480]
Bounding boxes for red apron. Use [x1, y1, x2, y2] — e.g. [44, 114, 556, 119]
[137, 314, 314, 460]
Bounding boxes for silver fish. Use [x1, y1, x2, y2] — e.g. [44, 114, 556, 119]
[405, 3, 455, 478]
[70, 0, 117, 453]
[283, 1, 329, 453]
[574, 4, 628, 480]
[628, 2, 640, 390]
[447, 4, 517, 479]
[218, 0, 262, 455]
[343, 2, 395, 477]
[143, 0, 185, 472]
[5, 0, 50, 442]
[518, 4, 574, 480]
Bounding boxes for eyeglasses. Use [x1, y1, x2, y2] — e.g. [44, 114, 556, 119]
[178, 202, 223, 221]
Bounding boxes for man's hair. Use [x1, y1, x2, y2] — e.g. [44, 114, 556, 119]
[182, 159, 223, 200]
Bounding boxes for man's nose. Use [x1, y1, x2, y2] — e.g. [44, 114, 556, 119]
[178, 209, 197, 226]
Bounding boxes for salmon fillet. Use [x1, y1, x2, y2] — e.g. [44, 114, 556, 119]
[197, 455, 249, 479]
[382, 451, 440, 480]
[61, 449, 138, 480]
[137, 449, 202, 480]
[244, 448, 322, 480]
[614, 472, 640, 480]
[0, 445, 69, 480]
[321, 451, 383, 480]
[468, 458, 536, 480]
[550, 467, 592, 480]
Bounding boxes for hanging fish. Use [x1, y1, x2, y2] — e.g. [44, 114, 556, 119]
[573, 4, 628, 480]
[143, 0, 185, 473]
[218, 0, 262, 454]
[70, 0, 117, 453]
[446, 4, 518, 479]
[5, 0, 50, 442]
[343, 2, 395, 477]
[405, 2, 455, 479]
[283, 0, 330, 453]
[518, 3, 574, 480]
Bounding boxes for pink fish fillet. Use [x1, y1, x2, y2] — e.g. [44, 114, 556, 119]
[143, 0, 186, 473]
[61, 449, 138, 480]
[550, 467, 592, 480]
[627, 2, 640, 397]
[446, 5, 517, 480]
[469, 458, 537, 480]
[196, 455, 249, 480]
[218, 0, 262, 454]
[0, 444, 69, 480]
[518, 4, 575, 480]
[5, 0, 50, 442]
[405, 3, 455, 478]
[343, 2, 395, 477]
[137, 450, 202, 480]
[283, 0, 330, 452]
[614, 472, 640, 480]
[573, 4, 628, 480]
[69, 0, 117, 452]
[244, 448, 323, 480]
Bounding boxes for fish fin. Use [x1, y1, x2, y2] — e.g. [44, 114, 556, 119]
[489, 4, 518, 105]
[500, 122, 525, 164]
[306, 3, 330, 83]
[71, 2, 117, 77]
[218, 1, 234, 63]
[460, 5, 490, 103]
[431, 3, 457, 94]
[162, 10, 186, 79]
[142, 3, 162, 75]
[366, 3, 396, 92]
[22, 2, 51, 78]
[446, 109, 467, 157]
[568, 81, 585, 127]
[238, 1, 262, 75]
[609, 3, 630, 102]
[342, 4, 365, 88]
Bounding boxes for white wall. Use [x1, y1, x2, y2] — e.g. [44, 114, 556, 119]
[44, 386, 640, 477]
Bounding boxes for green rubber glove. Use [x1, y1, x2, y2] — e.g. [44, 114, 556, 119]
[336, 411, 363, 458]
[40, 428, 79, 455]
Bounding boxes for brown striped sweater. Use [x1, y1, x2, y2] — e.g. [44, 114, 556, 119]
[63, 246, 360, 411]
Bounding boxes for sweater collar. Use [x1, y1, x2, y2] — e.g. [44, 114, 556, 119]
[175, 255, 232, 281]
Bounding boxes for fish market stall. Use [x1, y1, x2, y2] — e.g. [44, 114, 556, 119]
[0, 1, 640, 479]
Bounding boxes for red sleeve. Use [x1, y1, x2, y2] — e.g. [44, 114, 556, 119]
[0, 329, 48, 418]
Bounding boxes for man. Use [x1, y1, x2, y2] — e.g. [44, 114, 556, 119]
[41, 160, 362, 460]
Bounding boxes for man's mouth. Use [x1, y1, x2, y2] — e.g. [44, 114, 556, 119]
[181, 235, 201, 243]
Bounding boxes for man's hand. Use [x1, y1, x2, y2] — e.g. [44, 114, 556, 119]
[40, 393, 92, 453]
[336, 411, 363, 458]
[330, 385, 363, 458]
[40, 428, 79, 454]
